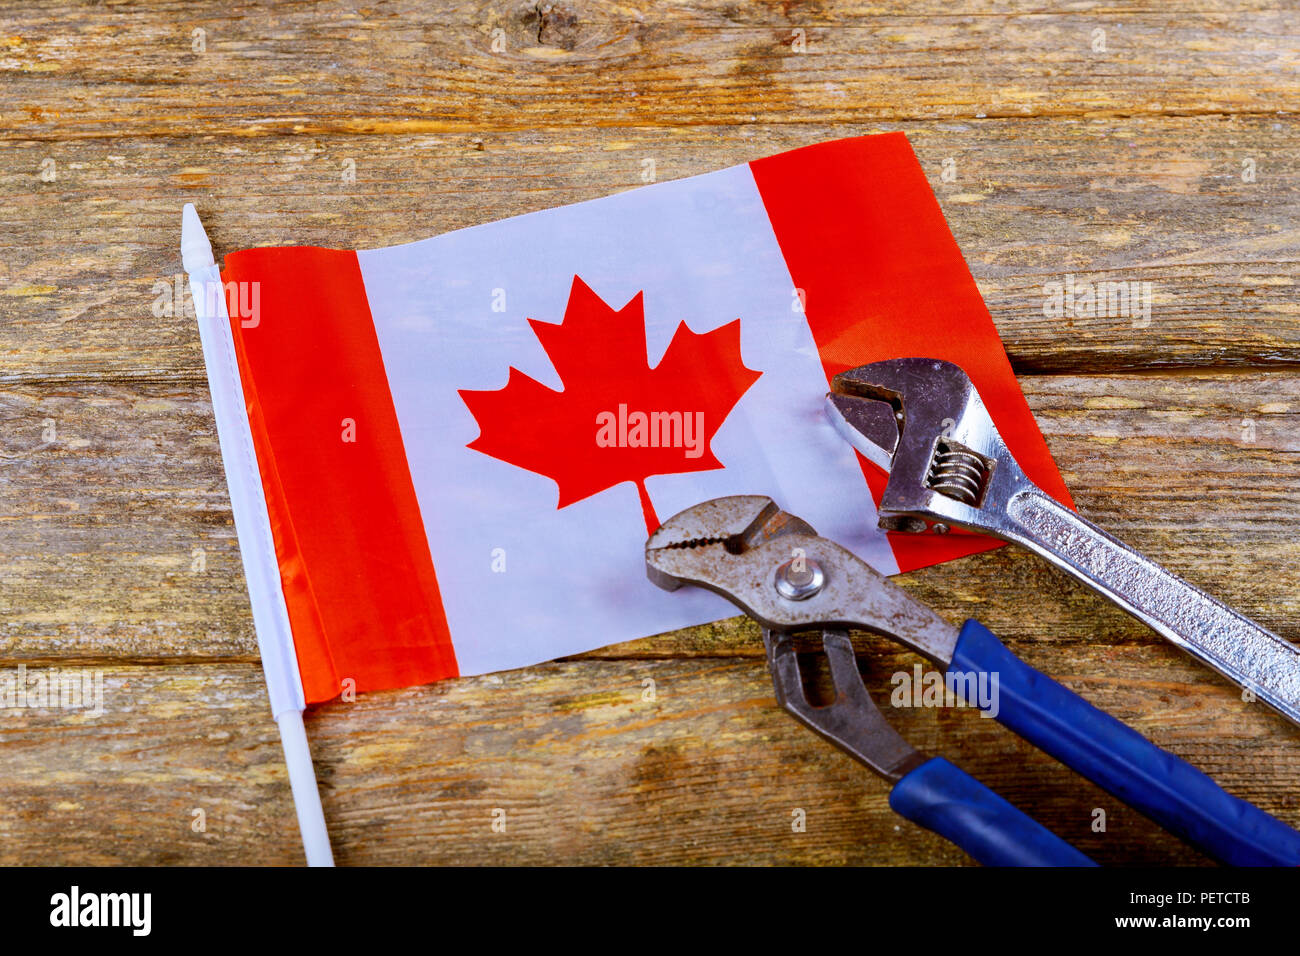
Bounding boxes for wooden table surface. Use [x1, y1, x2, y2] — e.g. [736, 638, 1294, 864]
[2, 1, 1298, 865]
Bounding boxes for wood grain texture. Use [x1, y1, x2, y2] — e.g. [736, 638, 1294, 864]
[0, 650, 1294, 866]
[3, 1, 1297, 139]
[1, 0, 1298, 865]
[3, 117, 1297, 384]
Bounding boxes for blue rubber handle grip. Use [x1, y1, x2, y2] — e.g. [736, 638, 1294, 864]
[890, 756, 1096, 866]
[951, 619, 1300, 866]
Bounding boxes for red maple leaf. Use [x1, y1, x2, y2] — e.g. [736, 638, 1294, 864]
[459, 276, 761, 534]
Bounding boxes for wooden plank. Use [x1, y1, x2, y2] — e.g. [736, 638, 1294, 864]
[2, 2, 1296, 139]
[0, 383, 249, 660]
[311, 651, 1297, 865]
[0, 651, 1293, 865]
[3, 371, 1297, 666]
[2, 116, 1298, 383]
[0, 661, 300, 864]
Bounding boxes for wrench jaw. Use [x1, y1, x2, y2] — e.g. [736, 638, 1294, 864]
[825, 391, 902, 474]
[829, 358, 1032, 539]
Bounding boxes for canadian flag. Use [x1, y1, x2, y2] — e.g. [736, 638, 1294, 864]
[191, 133, 1070, 708]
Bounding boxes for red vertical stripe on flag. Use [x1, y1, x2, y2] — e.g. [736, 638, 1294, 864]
[221, 246, 458, 703]
[749, 133, 1074, 572]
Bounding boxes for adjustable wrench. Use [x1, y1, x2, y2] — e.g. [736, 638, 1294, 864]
[826, 357, 1300, 728]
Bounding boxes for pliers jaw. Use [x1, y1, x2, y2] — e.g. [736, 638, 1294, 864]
[643, 495, 815, 596]
[826, 357, 1030, 538]
[644, 495, 940, 783]
[764, 628, 929, 783]
[645, 495, 959, 663]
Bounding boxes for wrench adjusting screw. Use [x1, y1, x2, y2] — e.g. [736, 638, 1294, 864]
[774, 558, 825, 601]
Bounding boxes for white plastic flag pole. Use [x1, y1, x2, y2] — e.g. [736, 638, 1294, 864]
[182, 204, 335, 867]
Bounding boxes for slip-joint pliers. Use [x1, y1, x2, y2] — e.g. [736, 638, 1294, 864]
[645, 494, 1300, 866]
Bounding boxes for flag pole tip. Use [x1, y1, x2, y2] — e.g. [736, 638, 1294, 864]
[181, 203, 215, 273]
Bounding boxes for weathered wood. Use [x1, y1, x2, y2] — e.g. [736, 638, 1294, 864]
[3, 372, 1297, 664]
[0, 382, 246, 659]
[2, 116, 1298, 384]
[311, 651, 1296, 865]
[0, 652, 1293, 866]
[2, 2, 1296, 139]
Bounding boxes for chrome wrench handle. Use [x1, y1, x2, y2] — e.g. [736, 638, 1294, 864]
[999, 489, 1300, 725]
[828, 357, 1300, 727]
